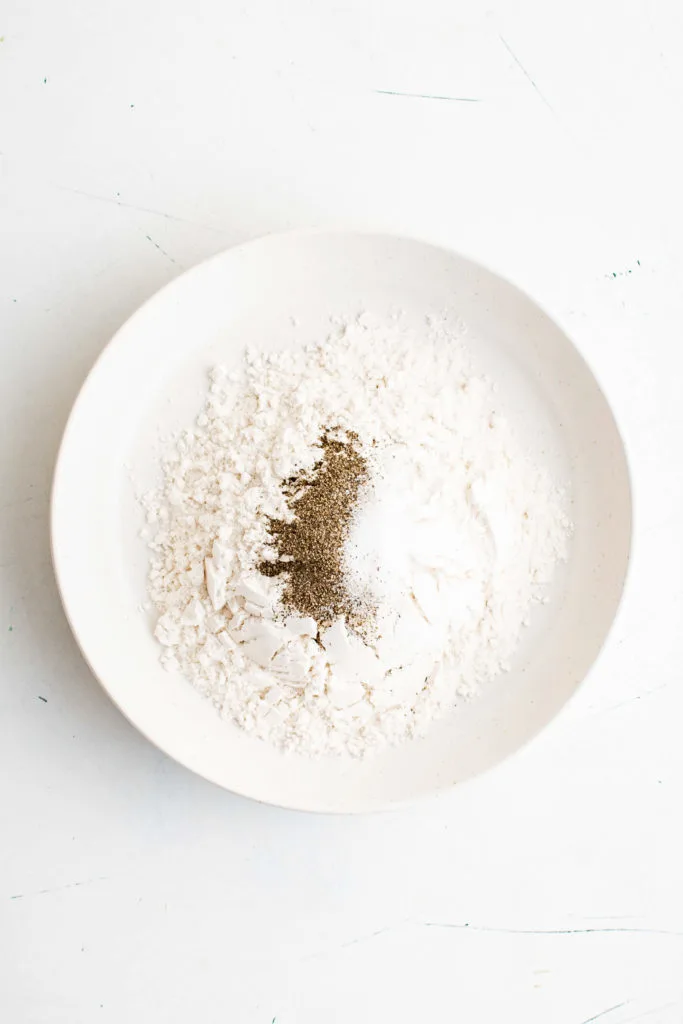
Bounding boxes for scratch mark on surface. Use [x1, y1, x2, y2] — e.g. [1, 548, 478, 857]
[622, 1003, 679, 1019]
[50, 183, 225, 233]
[144, 234, 183, 269]
[9, 875, 110, 901]
[593, 681, 672, 716]
[606, 261, 643, 279]
[375, 88, 480, 103]
[300, 921, 409, 961]
[37, 696, 48, 703]
[337, 923, 402, 950]
[580, 1001, 628, 1024]
[299, 919, 683, 967]
[618, 1002, 678, 1024]
[499, 35, 555, 114]
[424, 922, 683, 938]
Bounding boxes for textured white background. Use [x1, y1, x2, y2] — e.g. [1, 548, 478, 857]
[2, 1, 682, 1021]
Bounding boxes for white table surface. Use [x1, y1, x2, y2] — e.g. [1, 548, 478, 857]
[2, 2, 682, 1021]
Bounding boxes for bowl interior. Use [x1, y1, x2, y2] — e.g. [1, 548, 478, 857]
[52, 232, 631, 811]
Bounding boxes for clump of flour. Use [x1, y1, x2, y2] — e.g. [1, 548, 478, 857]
[143, 313, 572, 757]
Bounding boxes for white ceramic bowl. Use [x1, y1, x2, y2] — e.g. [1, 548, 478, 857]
[51, 231, 632, 812]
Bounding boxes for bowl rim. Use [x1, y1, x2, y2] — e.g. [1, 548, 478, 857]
[50, 228, 634, 812]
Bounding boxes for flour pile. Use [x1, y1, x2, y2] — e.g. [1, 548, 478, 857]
[143, 313, 571, 757]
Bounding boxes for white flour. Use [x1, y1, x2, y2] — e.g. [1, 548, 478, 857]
[144, 313, 571, 757]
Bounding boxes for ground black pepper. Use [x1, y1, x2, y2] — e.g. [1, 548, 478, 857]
[258, 432, 368, 628]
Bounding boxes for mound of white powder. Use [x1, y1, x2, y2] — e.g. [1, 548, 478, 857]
[143, 313, 571, 757]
